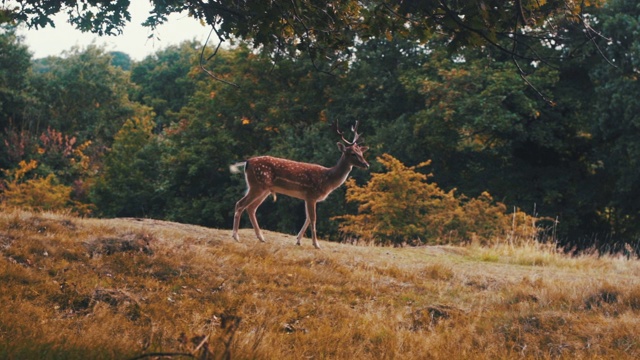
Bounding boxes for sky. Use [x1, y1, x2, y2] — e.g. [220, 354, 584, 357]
[15, 2, 213, 61]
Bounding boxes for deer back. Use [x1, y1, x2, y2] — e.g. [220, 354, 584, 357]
[246, 156, 334, 200]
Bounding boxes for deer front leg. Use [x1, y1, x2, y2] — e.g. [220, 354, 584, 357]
[305, 200, 320, 249]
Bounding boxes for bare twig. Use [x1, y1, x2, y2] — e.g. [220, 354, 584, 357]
[510, 4, 554, 105]
[286, 0, 339, 76]
[199, 23, 240, 88]
[436, 1, 540, 62]
[568, 0, 618, 68]
[192, 334, 210, 354]
[513, 57, 554, 105]
[515, 0, 531, 26]
[212, 314, 242, 360]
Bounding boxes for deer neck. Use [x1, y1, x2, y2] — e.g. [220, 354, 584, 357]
[326, 154, 353, 189]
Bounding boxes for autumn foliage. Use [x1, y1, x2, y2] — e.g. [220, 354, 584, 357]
[0, 160, 92, 215]
[335, 154, 541, 246]
[1, 128, 95, 215]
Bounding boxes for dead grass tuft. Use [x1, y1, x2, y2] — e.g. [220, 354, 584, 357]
[585, 284, 620, 310]
[420, 263, 455, 281]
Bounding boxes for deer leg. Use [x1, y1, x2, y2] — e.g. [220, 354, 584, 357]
[296, 207, 311, 246]
[232, 188, 267, 242]
[246, 192, 270, 242]
[305, 200, 320, 249]
[232, 197, 248, 242]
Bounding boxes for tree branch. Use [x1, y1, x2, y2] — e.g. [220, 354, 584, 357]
[199, 24, 240, 88]
[510, 1, 554, 105]
[436, 1, 542, 62]
[569, 0, 617, 68]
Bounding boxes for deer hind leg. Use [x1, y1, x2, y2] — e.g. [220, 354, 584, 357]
[246, 192, 270, 242]
[232, 188, 268, 242]
[232, 195, 248, 242]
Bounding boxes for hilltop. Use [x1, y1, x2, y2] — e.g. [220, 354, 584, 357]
[1, 210, 640, 359]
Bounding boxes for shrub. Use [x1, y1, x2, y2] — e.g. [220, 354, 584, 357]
[1, 160, 93, 215]
[334, 154, 540, 246]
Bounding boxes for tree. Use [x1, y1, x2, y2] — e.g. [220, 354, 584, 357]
[586, 0, 640, 250]
[129, 41, 200, 129]
[0, 26, 35, 170]
[91, 116, 164, 218]
[325, 38, 426, 165]
[0, 26, 32, 130]
[29, 45, 140, 144]
[4, 1, 605, 70]
[109, 51, 132, 71]
[159, 114, 236, 226]
[336, 154, 457, 245]
[394, 37, 606, 246]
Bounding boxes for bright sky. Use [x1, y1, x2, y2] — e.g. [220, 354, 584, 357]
[15, 2, 213, 60]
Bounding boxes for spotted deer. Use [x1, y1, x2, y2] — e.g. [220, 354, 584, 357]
[230, 121, 369, 249]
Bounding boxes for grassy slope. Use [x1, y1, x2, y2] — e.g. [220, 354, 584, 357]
[1, 210, 640, 359]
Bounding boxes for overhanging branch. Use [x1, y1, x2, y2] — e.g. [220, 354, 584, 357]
[199, 24, 240, 88]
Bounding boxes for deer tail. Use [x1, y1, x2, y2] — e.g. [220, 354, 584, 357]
[229, 162, 247, 174]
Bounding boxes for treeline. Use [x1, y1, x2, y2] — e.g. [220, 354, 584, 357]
[1, 0, 639, 253]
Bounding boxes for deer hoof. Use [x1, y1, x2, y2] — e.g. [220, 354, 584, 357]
[232, 233, 240, 242]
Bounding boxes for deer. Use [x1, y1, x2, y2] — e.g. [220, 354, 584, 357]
[230, 121, 369, 249]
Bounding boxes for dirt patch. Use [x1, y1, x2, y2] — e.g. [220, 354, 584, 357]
[84, 232, 154, 257]
[410, 304, 464, 331]
[92, 288, 143, 321]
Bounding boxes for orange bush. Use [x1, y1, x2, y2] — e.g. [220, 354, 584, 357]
[335, 154, 540, 246]
[1, 160, 93, 215]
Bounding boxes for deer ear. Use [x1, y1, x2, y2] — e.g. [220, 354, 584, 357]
[359, 146, 369, 153]
[337, 142, 346, 152]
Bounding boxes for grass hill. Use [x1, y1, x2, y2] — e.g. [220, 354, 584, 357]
[1, 210, 640, 359]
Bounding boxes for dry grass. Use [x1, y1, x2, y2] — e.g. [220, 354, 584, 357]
[1, 209, 640, 359]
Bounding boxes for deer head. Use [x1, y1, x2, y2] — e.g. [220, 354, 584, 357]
[333, 120, 369, 169]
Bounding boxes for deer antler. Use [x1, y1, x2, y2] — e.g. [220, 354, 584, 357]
[332, 120, 362, 145]
[350, 121, 361, 145]
[332, 119, 349, 144]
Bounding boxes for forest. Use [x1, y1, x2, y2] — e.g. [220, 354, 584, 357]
[1, 0, 640, 254]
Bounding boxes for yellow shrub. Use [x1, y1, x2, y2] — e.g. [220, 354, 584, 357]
[335, 154, 540, 246]
[1, 160, 93, 215]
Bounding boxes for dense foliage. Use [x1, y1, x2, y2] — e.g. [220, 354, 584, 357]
[1, 0, 640, 254]
[3, 0, 605, 68]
